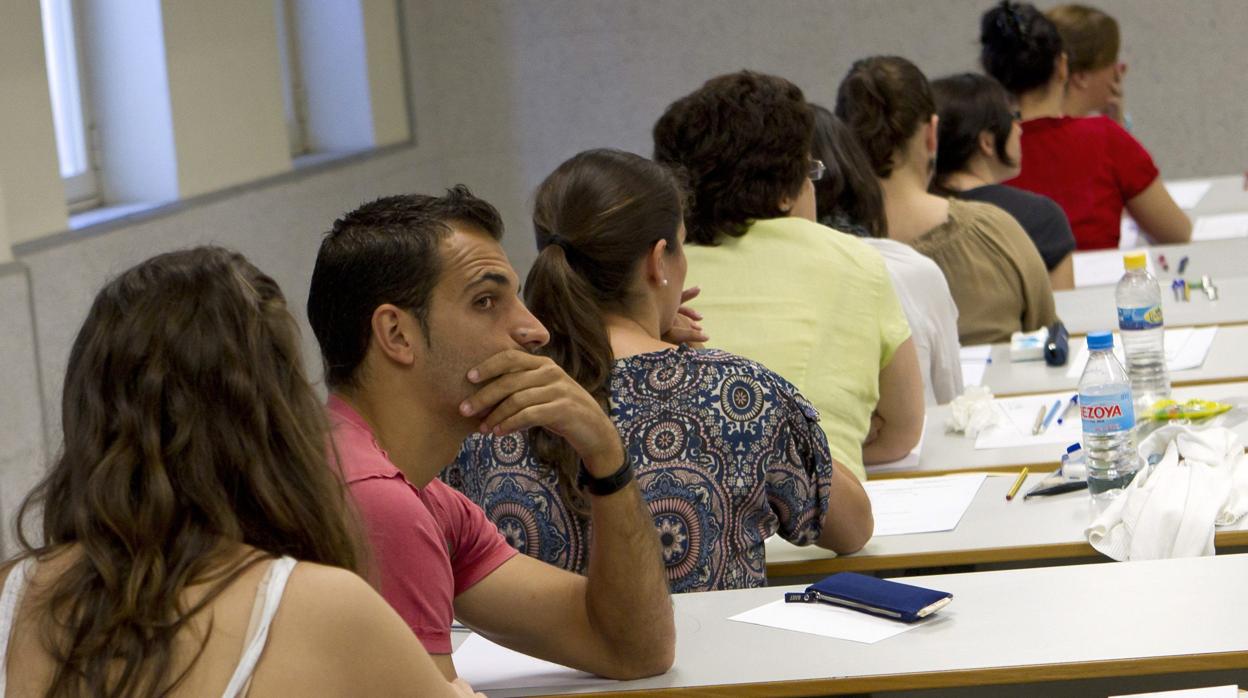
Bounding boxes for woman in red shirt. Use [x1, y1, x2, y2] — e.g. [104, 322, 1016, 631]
[979, 0, 1190, 250]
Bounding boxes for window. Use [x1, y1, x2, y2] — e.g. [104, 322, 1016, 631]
[274, 0, 310, 157]
[40, 0, 99, 210]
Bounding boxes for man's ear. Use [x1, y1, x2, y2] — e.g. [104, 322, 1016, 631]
[1069, 70, 1089, 90]
[370, 303, 421, 368]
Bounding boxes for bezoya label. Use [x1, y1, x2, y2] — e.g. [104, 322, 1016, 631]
[1117, 304, 1163, 331]
[1079, 390, 1135, 434]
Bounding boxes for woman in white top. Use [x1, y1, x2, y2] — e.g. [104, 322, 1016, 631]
[810, 104, 963, 405]
[0, 248, 477, 697]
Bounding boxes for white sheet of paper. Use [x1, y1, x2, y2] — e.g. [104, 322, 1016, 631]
[1165, 179, 1213, 210]
[1074, 248, 1155, 287]
[974, 393, 1081, 450]
[1110, 685, 1239, 698]
[728, 599, 919, 644]
[865, 425, 926, 474]
[863, 473, 987, 535]
[961, 360, 987, 388]
[1064, 326, 1218, 377]
[1192, 211, 1248, 241]
[959, 344, 992, 361]
[452, 633, 618, 691]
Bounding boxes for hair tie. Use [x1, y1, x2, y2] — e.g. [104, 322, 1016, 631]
[544, 233, 574, 254]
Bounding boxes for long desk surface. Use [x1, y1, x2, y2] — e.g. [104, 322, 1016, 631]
[1075, 237, 1248, 288]
[1174, 174, 1248, 217]
[866, 381, 1248, 478]
[977, 323, 1248, 397]
[491, 554, 1248, 697]
[766, 471, 1248, 577]
[1055, 275, 1248, 335]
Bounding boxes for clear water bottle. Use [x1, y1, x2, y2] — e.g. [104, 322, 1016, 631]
[1079, 331, 1140, 500]
[1116, 251, 1170, 415]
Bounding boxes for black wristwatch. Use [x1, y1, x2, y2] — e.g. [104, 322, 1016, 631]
[577, 459, 634, 497]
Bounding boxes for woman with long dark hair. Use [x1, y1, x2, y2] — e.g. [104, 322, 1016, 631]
[446, 149, 873, 593]
[1, 247, 476, 696]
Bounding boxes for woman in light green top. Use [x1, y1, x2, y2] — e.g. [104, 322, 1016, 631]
[652, 70, 924, 480]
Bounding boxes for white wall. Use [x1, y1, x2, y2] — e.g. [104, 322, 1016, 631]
[0, 264, 45, 556]
[4, 0, 1247, 547]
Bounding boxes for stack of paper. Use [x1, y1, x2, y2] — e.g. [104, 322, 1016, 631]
[974, 393, 1081, 450]
[863, 474, 987, 535]
[1074, 248, 1156, 287]
[1192, 212, 1248, 241]
[1064, 326, 1218, 378]
[452, 634, 618, 692]
[1165, 179, 1213, 210]
[729, 598, 920, 644]
[960, 344, 992, 388]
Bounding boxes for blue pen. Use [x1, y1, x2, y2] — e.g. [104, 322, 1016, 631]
[1038, 398, 1062, 434]
[1055, 394, 1079, 425]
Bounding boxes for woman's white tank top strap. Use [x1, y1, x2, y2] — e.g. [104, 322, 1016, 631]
[222, 555, 298, 698]
[0, 558, 36, 697]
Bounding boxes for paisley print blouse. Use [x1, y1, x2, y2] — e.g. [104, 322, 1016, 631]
[443, 346, 837, 592]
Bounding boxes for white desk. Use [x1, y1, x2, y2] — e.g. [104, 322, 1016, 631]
[1173, 174, 1248, 217]
[488, 555, 1248, 697]
[866, 381, 1248, 478]
[1055, 275, 1248, 335]
[1075, 238, 1248, 288]
[977, 324, 1248, 397]
[767, 472, 1248, 577]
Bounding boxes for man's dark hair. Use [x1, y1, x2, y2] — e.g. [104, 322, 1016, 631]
[835, 56, 936, 179]
[652, 70, 813, 246]
[306, 185, 503, 389]
[931, 73, 1018, 194]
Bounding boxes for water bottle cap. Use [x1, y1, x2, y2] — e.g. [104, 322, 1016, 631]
[1087, 331, 1114, 350]
[1123, 252, 1147, 270]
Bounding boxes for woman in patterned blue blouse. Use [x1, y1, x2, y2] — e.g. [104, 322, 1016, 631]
[444, 149, 873, 592]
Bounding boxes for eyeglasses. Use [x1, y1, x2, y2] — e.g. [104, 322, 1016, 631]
[1011, 110, 1023, 121]
[808, 159, 826, 182]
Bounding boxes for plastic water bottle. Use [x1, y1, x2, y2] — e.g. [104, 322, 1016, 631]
[1079, 331, 1139, 500]
[1116, 251, 1171, 414]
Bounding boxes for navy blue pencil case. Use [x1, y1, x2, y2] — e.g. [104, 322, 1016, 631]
[784, 572, 952, 623]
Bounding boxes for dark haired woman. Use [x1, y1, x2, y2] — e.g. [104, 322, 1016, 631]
[810, 104, 963, 406]
[980, 0, 1189, 249]
[652, 70, 924, 479]
[446, 149, 873, 593]
[1, 248, 477, 697]
[836, 55, 1057, 346]
[930, 72, 1076, 290]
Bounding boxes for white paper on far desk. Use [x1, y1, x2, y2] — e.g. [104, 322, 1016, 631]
[974, 393, 1081, 450]
[1064, 326, 1218, 377]
[1165, 179, 1213, 210]
[1193, 211, 1248, 241]
[729, 599, 918, 644]
[1074, 248, 1156, 287]
[452, 633, 617, 691]
[863, 473, 987, 536]
[959, 344, 992, 388]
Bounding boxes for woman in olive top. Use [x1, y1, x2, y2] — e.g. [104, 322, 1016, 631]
[653, 70, 924, 479]
[836, 56, 1058, 345]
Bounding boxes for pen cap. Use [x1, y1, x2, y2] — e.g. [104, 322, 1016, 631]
[1122, 252, 1146, 270]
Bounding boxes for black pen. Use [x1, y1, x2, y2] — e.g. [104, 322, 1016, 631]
[1023, 480, 1089, 500]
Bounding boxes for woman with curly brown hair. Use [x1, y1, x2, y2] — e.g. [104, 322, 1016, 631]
[0, 248, 476, 697]
[653, 70, 924, 480]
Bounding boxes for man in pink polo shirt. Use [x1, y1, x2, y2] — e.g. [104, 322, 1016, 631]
[306, 186, 675, 681]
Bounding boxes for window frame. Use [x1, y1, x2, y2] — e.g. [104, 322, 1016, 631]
[40, 0, 101, 212]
